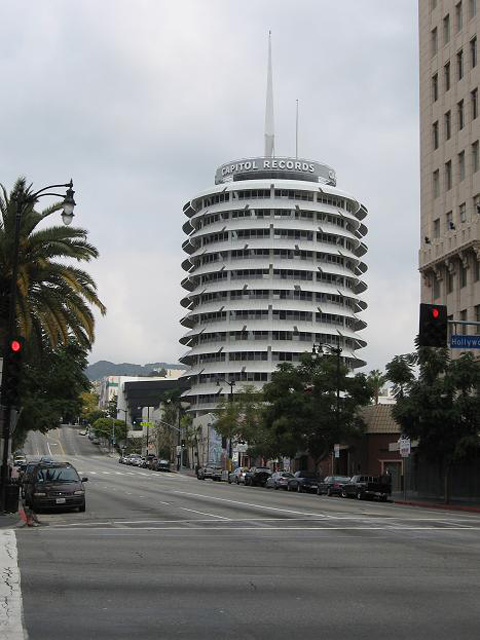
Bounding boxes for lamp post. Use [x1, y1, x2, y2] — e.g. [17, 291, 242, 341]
[0, 180, 76, 513]
[216, 376, 235, 465]
[138, 405, 151, 456]
[311, 343, 343, 476]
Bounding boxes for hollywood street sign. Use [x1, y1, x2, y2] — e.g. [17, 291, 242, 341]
[450, 335, 480, 348]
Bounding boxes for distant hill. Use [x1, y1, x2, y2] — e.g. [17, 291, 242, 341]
[86, 360, 186, 382]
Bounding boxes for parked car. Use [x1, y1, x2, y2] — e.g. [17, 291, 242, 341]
[23, 461, 88, 512]
[287, 471, 322, 493]
[341, 475, 391, 501]
[91, 437, 100, 445]
[13, 455, 27, 467]
[317, 475, 351, 496]
[244, 466, 272, 487]
[141, 454, 157, 469]
[154, 459, 171, 472]
[196, 465, 222, 481]
[121, 454, 142, 466]
[265, 471, 294, 490]
[228, 467, 249, 484]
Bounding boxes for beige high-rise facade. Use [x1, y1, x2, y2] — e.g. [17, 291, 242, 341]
[419, 0, 480, 340]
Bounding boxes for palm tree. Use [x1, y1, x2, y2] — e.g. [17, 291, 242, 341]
[0, 177, 106, 350]
[367, 369, 387, 405]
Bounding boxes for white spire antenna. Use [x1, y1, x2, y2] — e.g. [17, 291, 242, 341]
[264, 31, 275, 158]
[295, 99, 299, 159]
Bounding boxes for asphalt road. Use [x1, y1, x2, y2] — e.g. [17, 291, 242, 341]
[14, 427, 480, 639]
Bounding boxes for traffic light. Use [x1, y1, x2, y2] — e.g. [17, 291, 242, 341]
[2, 335, 26, 406]
[419, 303, 448, 347]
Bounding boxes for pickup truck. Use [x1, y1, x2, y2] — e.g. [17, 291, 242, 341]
[341, 475, 391, 502]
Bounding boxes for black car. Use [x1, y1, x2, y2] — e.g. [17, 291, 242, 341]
[317, 475, 351, 496]
[287, 471, 322, 493]
[244, 467, 272, 487]
[265, 471, 294, 490]
[154, 459, 171, 472]
[24, 461, 88, 512]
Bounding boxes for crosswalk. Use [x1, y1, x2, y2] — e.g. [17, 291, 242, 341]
[76, 468, 192, 480]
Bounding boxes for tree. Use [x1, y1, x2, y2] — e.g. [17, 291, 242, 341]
[262, 353, 372, 470]
[367, 369, 387, 405]
[386, 347, 480, 503]
[0, 178, 106, 350]
[12, 338, 92, 448]
[92, 417, 127, 446]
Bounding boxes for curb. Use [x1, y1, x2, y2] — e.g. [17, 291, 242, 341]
[393, 499, 480, 513]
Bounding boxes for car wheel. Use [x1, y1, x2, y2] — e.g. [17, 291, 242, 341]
[235, 478, 240, 485]
[357, 491, 364, 500]
[78, 502, 86, 512]
[327, 488, 332, 497]
[341, 491, 347, 498]
[228, 478, 232, 484]
[297, 485, 302, 493]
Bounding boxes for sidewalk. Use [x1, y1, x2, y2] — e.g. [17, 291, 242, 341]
[392, 492, 480, 513]
[0, 512, 21, 529]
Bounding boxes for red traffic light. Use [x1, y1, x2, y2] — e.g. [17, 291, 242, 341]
[10, 339, 22, 352]
[432, 308, 439, 319]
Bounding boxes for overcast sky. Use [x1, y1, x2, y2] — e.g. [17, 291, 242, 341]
[0, 0, 419, 373]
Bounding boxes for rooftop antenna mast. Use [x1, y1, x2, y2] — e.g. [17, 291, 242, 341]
[264, 31, 275, 158]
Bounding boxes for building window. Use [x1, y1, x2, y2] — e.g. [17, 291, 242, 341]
[432, 73, 439, 102]
[472, 141, 479, 172]
[460, 202, 467, 221]
[460, 309, 468, 334]
[476, 305, 480, 334]
[471, 37, 478, 68]
[447, 271, 454, 293]
[460, 267, 468, 288]
[444, 61, 451, 91]
[432, 28, 438, 56]
[470, 0, 477, 19]
[456, 2, 464, 30]
[445, 160, 453, 190]
[459, 151, 466, 181]
[446, 210, 454, 228]
[445, 110, 452, 139]
[472, 89, 478, 119]
[458, 49, 464, 79]
[433, 121, 439, 149]
[433, 170, 440, 198]
[458, 100, 465, 129]
[444, 14, 451, 44]
[433, 218, 441, 238]
[433, 277, 441, 299]
[474, 194, 480, 217]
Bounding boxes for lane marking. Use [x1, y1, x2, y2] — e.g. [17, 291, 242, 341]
[181, 508, 231, 520]
[0, 531, 28, 639]
[25, 525, 480, 532]
[172, 490, 480, 524]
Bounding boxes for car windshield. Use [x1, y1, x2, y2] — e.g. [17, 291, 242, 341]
[37, 467, 80, 483]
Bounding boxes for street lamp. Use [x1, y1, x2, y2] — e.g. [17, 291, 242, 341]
[311, 343, 343, 476]
[1, 180, 76, 513]
[216, 376, 235, 464]
[138, 406, 151, 456]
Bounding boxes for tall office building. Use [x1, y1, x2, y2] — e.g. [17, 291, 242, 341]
[179, 36, 369, 414]
[419, 0, 480, 338]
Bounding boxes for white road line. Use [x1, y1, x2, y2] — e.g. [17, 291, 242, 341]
[101, 471, 111, 475]
[181, 508, 231, 520]
[0, 531, 28, 639]
[34, 525, 480, 532]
